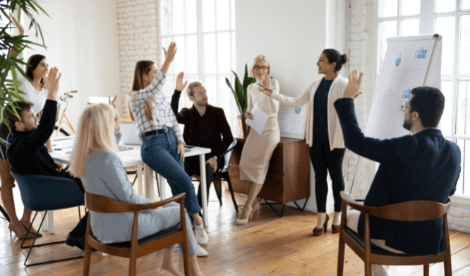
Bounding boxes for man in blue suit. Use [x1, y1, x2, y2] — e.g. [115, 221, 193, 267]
[334, 71, 461, 276]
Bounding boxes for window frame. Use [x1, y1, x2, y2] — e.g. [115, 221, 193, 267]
[158, 0, 239, 134]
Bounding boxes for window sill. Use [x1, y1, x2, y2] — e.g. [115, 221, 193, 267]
[450, 195, 470, 206]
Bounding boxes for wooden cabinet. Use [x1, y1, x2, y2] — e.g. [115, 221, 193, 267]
[228, 137, 310, 204]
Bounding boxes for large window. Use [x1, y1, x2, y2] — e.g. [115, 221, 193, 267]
[375, 0, 470, 197]
[160, 0, 239, 134]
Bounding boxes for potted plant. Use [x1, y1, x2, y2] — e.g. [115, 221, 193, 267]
[0, 0, 47, 155]
[225, 64, 256, 138]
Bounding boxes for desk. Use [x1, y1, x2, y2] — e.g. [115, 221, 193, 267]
[48, 136, 211, 233]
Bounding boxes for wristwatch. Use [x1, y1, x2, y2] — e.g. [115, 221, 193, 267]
[212, 156, 218, 161]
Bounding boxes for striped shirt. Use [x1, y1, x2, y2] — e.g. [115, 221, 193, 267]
[127, 71, 184, 143]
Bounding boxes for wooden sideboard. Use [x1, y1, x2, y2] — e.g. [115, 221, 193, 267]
[228, 137, 310, 204]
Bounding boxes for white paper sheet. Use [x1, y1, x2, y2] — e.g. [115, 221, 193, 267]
[245, 102, 269, 135]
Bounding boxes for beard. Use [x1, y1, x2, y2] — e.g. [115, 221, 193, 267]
[195, 99, 208, 106]
[403, 118, 412, 131]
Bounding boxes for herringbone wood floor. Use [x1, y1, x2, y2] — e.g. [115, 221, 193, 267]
[1, 178, 469, 276]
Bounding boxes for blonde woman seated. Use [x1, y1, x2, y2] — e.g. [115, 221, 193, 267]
[69, 103, 205, 276]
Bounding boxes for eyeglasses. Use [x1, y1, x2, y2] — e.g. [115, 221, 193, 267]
[401, 103, 409, 112]
[253, 66, 269, 71]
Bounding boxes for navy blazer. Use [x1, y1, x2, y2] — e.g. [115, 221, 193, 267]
[334, 98, 461, 255]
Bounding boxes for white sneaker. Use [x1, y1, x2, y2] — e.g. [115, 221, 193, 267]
[195, 225, 209, 245]
[196, 246, 208, 257]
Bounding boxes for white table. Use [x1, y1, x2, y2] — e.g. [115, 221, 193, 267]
[48, 137, 211, 233]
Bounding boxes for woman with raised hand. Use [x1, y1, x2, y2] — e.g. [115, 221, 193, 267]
[237, 55, 281, 225]
[126, 42, 209, 248]
[258, 49, 356, 236]
[70, 103, 205, 276]
[0, 14, 54, 240]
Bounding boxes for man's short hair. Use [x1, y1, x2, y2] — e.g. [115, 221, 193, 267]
[409, 86, 445, 128]
[3, 101, 34, 131]
[186, 81, 202, 97]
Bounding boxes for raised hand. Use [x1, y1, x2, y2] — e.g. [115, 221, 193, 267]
[9, 13, 24, 35]
[109, 95, 120, 131]
[175, 72, 188, 91]
[161, 42, 177, 75]
[164, 42, 177, 63]
[343, 70, 363, 99]
[45, 67, 62, 100]
[262, 72, 271, 90]
[109, 94, 118, 108]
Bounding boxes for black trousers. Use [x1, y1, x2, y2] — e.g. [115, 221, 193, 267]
[184, 158, 215, 208]
[309, 137, 346, 213]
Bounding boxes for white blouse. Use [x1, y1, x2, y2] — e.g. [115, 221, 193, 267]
[247, 79, 280, 116]
[14, 69, 48, 115]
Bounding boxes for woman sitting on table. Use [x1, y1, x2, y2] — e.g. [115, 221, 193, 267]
[69, 103, 206, 276]
[237, 55, 281, 225]
[126, 42, 208, 246]
[257, 49, 350, 236]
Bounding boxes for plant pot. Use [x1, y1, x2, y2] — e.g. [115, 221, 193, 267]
[238, 115, 251, 139]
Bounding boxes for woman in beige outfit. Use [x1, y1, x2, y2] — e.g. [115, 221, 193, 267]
[237, 55, 281, 225]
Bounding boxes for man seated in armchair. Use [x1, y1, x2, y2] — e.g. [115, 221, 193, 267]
[333, 71, 461, 276]
[6, 68, 88, 250]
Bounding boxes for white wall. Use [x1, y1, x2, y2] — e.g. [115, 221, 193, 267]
[236, 0, 347, 213]
[22, 0, 120, 130]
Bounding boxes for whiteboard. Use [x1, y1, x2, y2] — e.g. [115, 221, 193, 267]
[364, 35, 442, 140]
[278, 103, 308, 139]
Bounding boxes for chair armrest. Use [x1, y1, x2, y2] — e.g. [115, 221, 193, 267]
[86, 192, 186, 213]
[128, 193, 186, 212]
[340, 191, 371, 214]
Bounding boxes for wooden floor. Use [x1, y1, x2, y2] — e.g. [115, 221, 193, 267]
[1, 180, 470, 276]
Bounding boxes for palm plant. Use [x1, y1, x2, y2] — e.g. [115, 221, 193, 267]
[0, 0, 47, 130]
[225, 64, 256, 117]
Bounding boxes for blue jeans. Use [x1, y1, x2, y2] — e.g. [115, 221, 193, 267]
[141, 129, 201, 217]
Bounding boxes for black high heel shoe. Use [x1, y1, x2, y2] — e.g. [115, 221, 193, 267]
[313, 214, 329, 236]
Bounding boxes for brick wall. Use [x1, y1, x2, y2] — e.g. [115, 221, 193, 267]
[346, 0, 375, 199]
[117, 0, 159, 116]
[347, 0, 470, 233]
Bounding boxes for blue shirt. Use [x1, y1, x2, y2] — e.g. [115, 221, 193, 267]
[313, 79, 333, 140]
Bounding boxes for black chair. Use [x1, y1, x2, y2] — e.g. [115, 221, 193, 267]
[193, 139, 239, 212]
[12, 173, 85, 266]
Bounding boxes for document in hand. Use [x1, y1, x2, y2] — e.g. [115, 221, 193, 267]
[245, 102, 269, 135]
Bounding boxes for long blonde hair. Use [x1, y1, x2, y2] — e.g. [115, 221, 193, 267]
[70, 103, 117, 178]
[127, 60, 156, 121]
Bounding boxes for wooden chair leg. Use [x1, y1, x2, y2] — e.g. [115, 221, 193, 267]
[444, 260, 452, 276]
[337, 233, 345, 276]
[82, 242, 92, 276]
[83, 216, 92, 276]
[129, 256, 137, 276]
[423, 264, 429, 276]
[182, 239, 191, 276]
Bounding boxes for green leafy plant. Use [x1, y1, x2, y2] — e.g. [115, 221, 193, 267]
[225, 64, 256, 116]
[0, 0, 47, 135]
